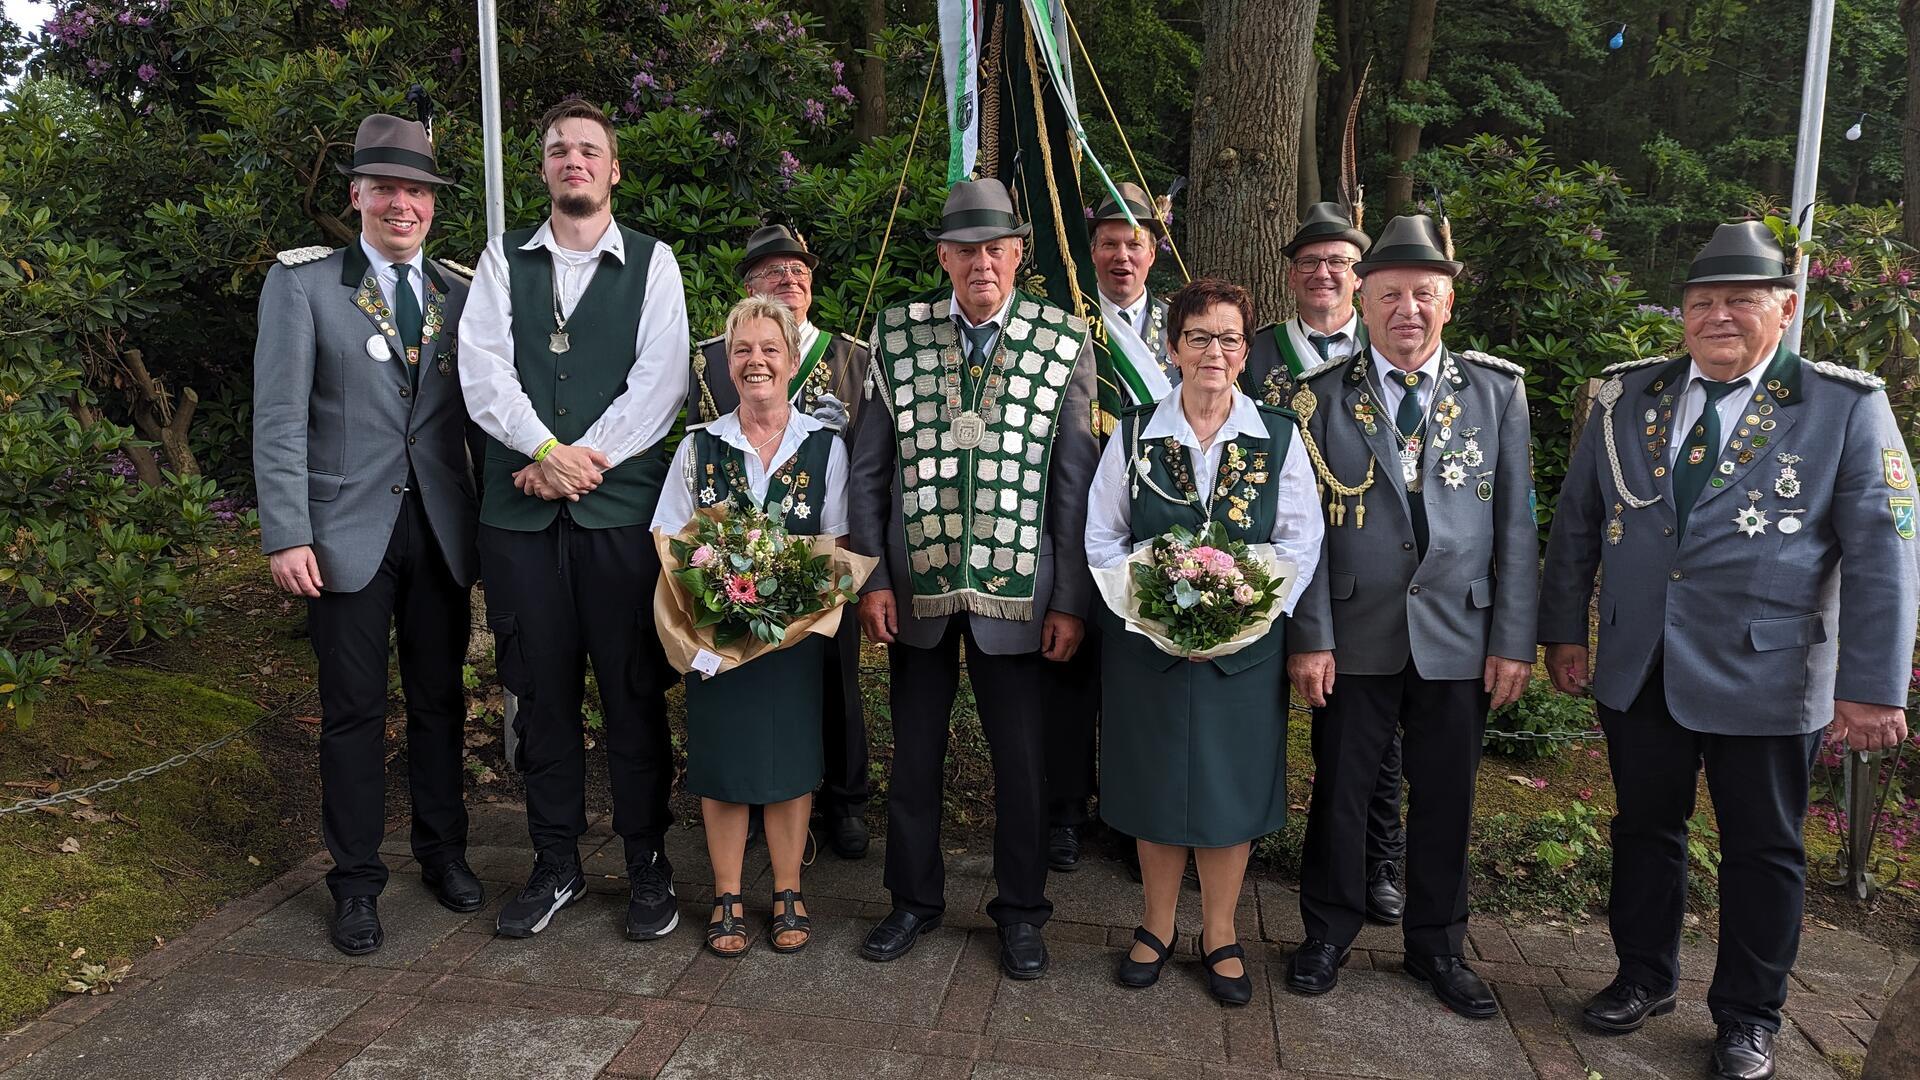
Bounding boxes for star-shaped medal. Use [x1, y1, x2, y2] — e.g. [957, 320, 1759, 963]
[1439, 461, 1468, 489]
[793, 502, 811, 520]
[698, 485, 718, 506]
[1732, 502, 1770, 537]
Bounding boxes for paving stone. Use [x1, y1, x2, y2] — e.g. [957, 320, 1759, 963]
[988, 941, 1229, 1063]
[333, 999, 636, 1079]
[1545, 987, 1841, 1080]
[657, 1031, 925, 1080]
[769, 838, 988, 915]
[459, 890, 699, 995]
[0, 972, 365, 1080]
[220, 879, 468, 969]
[1253, 880, 1401, 952]
[970, 1065, 1138, 1080]
[1033, 856, 1258, 947]
[713, 915, 964, 1027]
[1269, 968, 1530, 1079]
[1793, 926, 1900, 996]
[583, 823, 771, 893]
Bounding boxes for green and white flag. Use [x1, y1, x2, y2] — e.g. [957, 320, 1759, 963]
[939, 0, 983, 184]
[1018, 0, 1136, 231]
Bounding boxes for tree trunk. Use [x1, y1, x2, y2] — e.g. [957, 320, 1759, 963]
[122, 349, 201, 478]
[1905, 1, 1920, 247]
[852, 0, 889, 142]
[1190, 0, 1319, 323]
[1320, 0, 1357, 199]
[1298, 58, 1322, 209]
[1383, 0, 1438, 215]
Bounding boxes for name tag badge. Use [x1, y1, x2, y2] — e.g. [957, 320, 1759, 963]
[366, 333, 390, 361]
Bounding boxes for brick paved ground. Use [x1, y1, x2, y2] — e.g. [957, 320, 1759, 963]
[2, 804, 1908, 1079]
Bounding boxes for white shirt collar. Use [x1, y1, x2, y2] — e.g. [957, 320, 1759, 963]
[1683, 357, 1767, 397]
[708, 404, 824, 450]
[1370, 343, 1445, 392]
[1140, 382, 1265, 448]
[1099, 287, 1150, 327]
[1297, 309, 1360, 341]
[949, 290, 1016, 331]
[359, 236, 424, 285]
[521, 217, 626, 263]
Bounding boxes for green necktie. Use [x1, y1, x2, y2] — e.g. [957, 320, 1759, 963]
[1394, 370, 1429, 557]
[961, 323, 997, 393]
[394, 263, 423, 384]
[1673, 378, 1741, 535]
[1309, 332, 1332, 362]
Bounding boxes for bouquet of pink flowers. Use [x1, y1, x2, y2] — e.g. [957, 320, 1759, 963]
[667, 504, 857, 648]
[1122, 522, 1290, 656]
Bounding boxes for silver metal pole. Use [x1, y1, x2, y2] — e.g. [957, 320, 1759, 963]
[477, 0, 506, 240]
[1784, 0, 1835, 354]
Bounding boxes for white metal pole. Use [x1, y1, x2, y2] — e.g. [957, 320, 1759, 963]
[477, 0, 506, 240]
[1784, 0, 1835, 354]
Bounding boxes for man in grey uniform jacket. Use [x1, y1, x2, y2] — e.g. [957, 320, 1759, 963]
[1540, 221, 1919, 1080]
[1283, 214, 1537, 1017]
[253, 114, 483, 956]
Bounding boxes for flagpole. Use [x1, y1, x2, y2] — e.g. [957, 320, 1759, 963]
[1784, 0, 1834, 354]
[476, 0, 506, 240]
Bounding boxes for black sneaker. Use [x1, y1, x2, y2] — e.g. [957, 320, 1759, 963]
[496, 854, 585, 938]
[625, 849, 679, 940]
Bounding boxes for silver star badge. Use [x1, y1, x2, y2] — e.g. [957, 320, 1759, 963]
[1733, 502, 1771, 537]
[698, 485, 718, 506]
[1439, 461, 1468, 489]
[793, 502, 812, 520]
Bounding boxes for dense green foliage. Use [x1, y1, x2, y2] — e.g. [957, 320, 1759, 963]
[1485, 676, 1600, 762]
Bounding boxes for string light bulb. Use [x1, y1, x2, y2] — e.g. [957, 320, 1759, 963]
[1608, 24, 1626, 50]
[1844, 114, 1864, 141]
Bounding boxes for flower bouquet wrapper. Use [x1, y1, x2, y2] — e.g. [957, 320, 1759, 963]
[1092, 543, 1296, 660]
[651, 517, 877, 678]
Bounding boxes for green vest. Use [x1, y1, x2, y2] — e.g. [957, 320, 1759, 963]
[481, 225, 667, 531]
[1119, 400, 1296, 674]
[688, 426, 835, 536]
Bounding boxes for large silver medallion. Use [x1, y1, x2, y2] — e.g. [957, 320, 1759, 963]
[951, 410, 986, 450]
[549, 330, 571, 354]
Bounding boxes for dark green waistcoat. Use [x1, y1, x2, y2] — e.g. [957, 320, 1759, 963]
[481, 225, 667, 531]
[1120, 401, 1297, 674]
[688, 426, 835, 536]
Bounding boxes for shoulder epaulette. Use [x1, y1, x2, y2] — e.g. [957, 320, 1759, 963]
[435, 258, 476, 281]
[275, 245, 334, 267]
[695, 334, 725, 348]
[1601, 355, 1669, 377]
[1255, 401, 1300, 421]
[1297, 355, 1346, 382]
[1251, 321, 1281, 335]
[835, 330, 870, 349]
[1811, 360, 1886, 391]
[1460, 349, 1526, 377]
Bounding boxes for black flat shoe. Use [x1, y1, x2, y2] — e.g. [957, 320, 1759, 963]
[767, 889, 812, 954]
[1582, 976, 1677, 1033]
[1365, 861, 1405, 924]
[825, 814, 868, 860]
[1403, 953, 1498, 1018]
[421, 858, 484, 913]
[1284, 938, 1350, 995]
[1116, 926, 1175, 989]
[861, 909, 941, 962]
[330, 895, 383, 956]
[1202, 940, 1253, 1006]
[1709, 1022, 1775, 1080]
[1047, 825, 1080, 872]
[998, 923, 1049, 980]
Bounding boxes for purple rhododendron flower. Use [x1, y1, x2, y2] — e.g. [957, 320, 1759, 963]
[714, 130, 738, 148]
[802, 98, 825, 126]
[137, 63, 158, 82]
[831, 83, 854, 104]
[778, 151, 800, 177]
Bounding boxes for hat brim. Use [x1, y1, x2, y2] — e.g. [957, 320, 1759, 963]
[1090, 213, 1167, 238]
[336, 161, 454, 186]
[1355, 246, 1462, 277]
[1284, 226, 1371, 258]
[743, 247, 820, 272]
[1679, 271, 1802, 288]
[926, 222, 1033, 244]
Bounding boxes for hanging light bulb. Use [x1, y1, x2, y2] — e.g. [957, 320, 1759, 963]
[1608, 24, 1626, 50]
[1844, 113, 1865, 141]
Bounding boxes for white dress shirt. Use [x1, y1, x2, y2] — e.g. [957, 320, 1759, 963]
[1370, 343, 1446, 420]
[1668, 359, 1768, 467]
[1098, 288, 1153, 338]
[1288, 310, 1363, 365]
[950, 290, 1017, 357]
[652, 405, 849, 538]
[1085, 384, 1323, 615]
[359, 237, 425, 313]
[459, 217, 690, 467]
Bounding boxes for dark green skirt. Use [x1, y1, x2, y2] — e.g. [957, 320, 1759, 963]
[1097, 611, 1289, 848]
[683, 635, 826, 805]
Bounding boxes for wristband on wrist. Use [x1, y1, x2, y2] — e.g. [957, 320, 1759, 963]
[533, 437, 559, 462]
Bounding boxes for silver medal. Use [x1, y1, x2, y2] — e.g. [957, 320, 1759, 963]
[366, 333, 390, 361]
[549, 331, 571, 354]
[951, 411, 986, 450]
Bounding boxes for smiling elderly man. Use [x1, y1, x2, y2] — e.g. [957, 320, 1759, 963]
[1539, 221, 1919, 1080]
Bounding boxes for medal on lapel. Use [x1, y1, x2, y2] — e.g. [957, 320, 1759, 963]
[366, 333, 389, 361]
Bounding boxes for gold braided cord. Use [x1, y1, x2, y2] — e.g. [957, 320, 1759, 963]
[1061, 5, 1192, 284]
[1291, 386, 1374, 527]
[856, 59, 939, 340]
[1025, 22, 1086, 317]
[978, 4, 1006, 176]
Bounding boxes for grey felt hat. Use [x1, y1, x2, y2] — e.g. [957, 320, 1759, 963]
[926, 178, 1033, 244]
[335, 113, 453, 185]
[1285, 202, 1371, 258]
[1090, 181, 1166, 237]
[1354, 213, 1462, 277]
[740, 224, 818, 273]
[1682, 221, 1800, 287]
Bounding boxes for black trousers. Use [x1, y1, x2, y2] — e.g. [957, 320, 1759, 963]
[818, 613, 870, 817]
[1600, 668, 1820, 1031]
[1369, 731, 1407, 867]
[1043, 620, 1098, 827]
[1301, 665, 1486, 956]
[479, 516, 673, 867]
[308, 492, 470, 899]
[885, 619, 1052, 927]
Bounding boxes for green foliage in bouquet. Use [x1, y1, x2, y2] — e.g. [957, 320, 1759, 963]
[668, 504, 855, 648]
[1128, 521, 1285, 655]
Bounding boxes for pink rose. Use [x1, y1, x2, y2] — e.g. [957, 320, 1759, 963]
[1232, 584, 1256, 605]
[689, 544, 715, 567]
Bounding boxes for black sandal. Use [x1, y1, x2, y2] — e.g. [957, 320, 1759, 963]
[706, 893, 750, 957]
[767, 889, 812, 953]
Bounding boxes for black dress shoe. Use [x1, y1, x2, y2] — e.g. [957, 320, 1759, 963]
[998, 922, 1049, 980]
[1202, 940, 1253, 1006]
[825, 814, 869, 860]
[1709, 1022, 1775, 1080]
[421, 859, 485, 913]
[1365, 861, 1405, 924]
[1115, 926, 1175, 989]
[1582, 977, 1677, 1033]
[1403, 953, 1498, 1018]
[330, 895, 383, 956]
[1284, 938, 1350, 995]
[1047, 825, 1080, 872]
[860, 909, 942, 962]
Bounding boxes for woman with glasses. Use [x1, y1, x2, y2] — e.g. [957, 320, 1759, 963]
[1083, 278, 1323, 1005]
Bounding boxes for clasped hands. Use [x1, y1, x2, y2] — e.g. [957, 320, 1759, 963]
[512, 442, 611, 501]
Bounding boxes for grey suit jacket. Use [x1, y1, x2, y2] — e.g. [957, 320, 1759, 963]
[848, 298, 1099, 656]
[1539, 351, 1920, 735]
[253, 243, 479, 594]
[1289, 346, 1540, 679]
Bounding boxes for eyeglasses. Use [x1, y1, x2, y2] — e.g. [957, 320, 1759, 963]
[748, 263, 812, 283]
[1178, 330, 1248, 353]
[1292, 256, 1357, 273]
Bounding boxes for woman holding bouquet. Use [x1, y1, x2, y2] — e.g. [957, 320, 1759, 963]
[1084, 278, 1323, 1004]
[652, 295, 850, 957]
